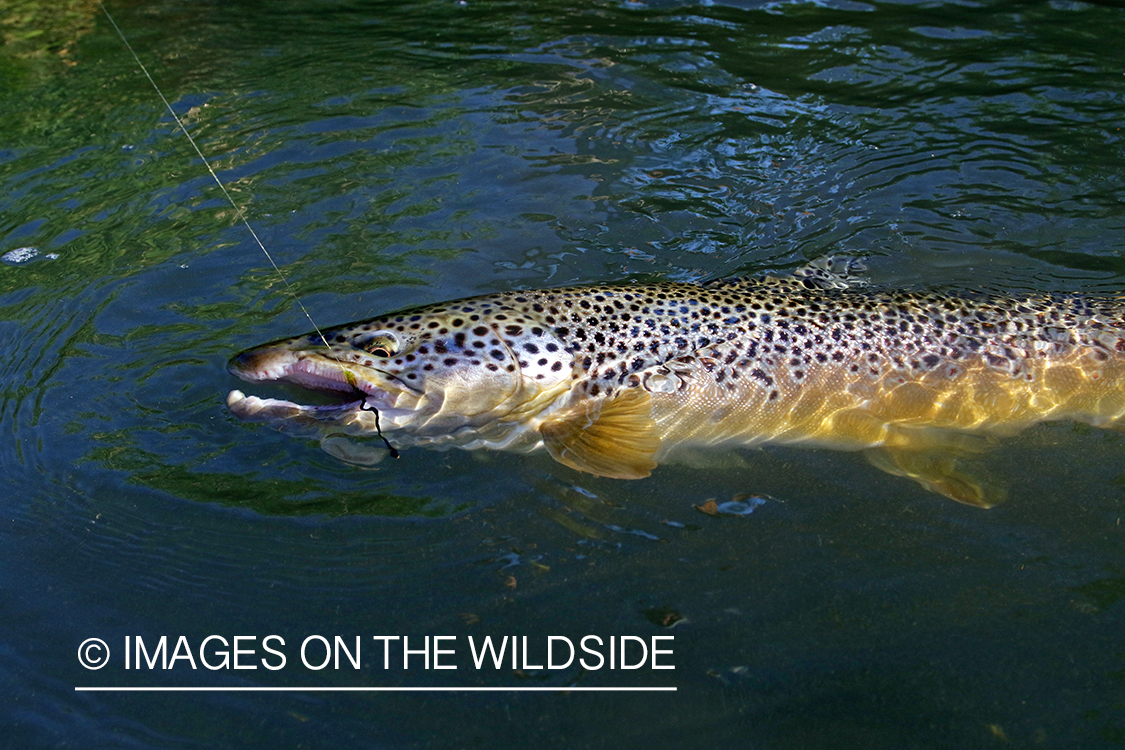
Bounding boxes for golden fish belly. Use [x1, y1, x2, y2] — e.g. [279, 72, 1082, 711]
[647, 346, 1125, 455]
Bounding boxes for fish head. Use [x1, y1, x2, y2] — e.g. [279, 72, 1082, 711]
[226, 294, 577, 448]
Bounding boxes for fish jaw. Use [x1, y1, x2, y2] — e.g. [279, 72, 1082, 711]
[226, 389, 365, 425]
[226, 344, 420, 432]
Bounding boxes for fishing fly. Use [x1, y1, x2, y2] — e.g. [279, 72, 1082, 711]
[358, 394, 400, 459]
[97, 1, 400, 458]
[341, 367, 400, 458]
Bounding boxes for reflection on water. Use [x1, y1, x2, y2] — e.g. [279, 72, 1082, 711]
[2, 0, 1125, 747]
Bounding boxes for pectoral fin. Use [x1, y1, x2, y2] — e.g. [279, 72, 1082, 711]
[539, 388, 660, 480]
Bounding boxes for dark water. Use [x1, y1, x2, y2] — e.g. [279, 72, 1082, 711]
[2, 0, 1124, 747]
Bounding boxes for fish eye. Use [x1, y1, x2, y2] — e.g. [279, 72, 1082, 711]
[356, 332, 399, 358]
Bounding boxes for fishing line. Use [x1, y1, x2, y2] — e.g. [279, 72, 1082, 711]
[98, 1, 399, 456]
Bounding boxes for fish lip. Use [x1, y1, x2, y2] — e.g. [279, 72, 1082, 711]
[226, 389, 416, 426]
[226, 389, 368, 419]
[227, 350, 422, 400]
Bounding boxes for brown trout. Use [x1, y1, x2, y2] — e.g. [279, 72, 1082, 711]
[227, 264, 1125, 506]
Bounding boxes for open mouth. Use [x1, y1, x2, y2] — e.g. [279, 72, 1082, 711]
[226, 388, 366, 420]
[228, 350, 381, 421]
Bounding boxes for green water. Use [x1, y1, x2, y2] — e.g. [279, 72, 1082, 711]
[2, 0, 1124, 747]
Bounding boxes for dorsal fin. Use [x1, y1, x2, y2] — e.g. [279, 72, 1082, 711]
[704, 256, 868, 292]
[539, 388, 660, 479]
[792, 255, 868, 289]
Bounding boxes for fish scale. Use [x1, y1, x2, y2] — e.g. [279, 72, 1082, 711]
[228, 267, 1125, 506]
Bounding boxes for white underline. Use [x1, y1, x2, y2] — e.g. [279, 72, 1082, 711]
[75, 686, 676, 692]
